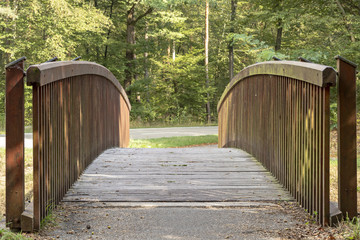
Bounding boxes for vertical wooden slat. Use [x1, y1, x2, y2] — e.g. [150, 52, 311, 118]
[50, 83, 54, 209]
[65, 79, 70, 193]
[59, 81, 64, 202]
[45, 84, 50, 215]
[291, 80, 296, 197]
[301, 81, 305, 207]
[54, 82, 58, 207]
[32, 85, 40, 230]
[323, 87, 330, 225]
[306, 82, 310, 210]
[310, 85, 314, 215]
[315, 86, 320, 221]
[41, 85, 45, 221]
[296, 80, 300, 202]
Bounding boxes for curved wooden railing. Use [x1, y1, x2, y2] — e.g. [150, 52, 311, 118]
[27, 61, 131, 230]
[218, 61, 336, 225]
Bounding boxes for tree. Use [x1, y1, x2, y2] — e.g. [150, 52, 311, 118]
[205, 0, 211, 123]
[125, 1, 153, 97]
[228, 0, 237, 80]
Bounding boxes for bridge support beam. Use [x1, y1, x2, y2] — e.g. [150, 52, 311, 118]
[5, 57, 26, 230]
[336, 56, 358, 220]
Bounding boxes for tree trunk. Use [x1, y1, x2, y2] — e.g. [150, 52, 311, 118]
[167, 43, 171, 64]
[275, 19, 283, 51]
[144, 23, 149, 80]
[125, 7, 136, 95]
[172, 40, 176, 62]
[144, 22, 150, 103]
[124, 3, 153, 97]
[104, 0, 115, 62]
[205, 0, 211, 124]
[228, 0, 237, 81]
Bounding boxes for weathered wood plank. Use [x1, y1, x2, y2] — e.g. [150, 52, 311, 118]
[62, 148, 292, 203]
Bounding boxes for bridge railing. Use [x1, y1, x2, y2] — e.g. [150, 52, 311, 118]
[11, 61, 130, 231]
[26, 61, 131, 230]
[218, 60, 347, 225]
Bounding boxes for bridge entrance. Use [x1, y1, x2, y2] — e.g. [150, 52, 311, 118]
[4, 57, 357, 232]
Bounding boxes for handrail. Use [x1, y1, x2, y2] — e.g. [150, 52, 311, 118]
[218, 61, 336, 112]
[27, 61, 131, 111]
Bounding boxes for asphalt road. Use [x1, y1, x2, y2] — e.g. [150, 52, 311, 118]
[0, 126, 218, 148]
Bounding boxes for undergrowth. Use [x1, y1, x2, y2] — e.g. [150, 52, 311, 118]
[0, 228, 30, 240]
[338, 216, 360, 240]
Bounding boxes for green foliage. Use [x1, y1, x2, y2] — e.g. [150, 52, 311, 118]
[0, 0, 111, 123]
[0, 113, 4, 134]
[1, 0, 360, 125]
[129, 135, 218, 148]
[130, 120, 217, 128]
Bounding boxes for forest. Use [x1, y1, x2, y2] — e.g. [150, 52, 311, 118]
[0, 0, 359, 126]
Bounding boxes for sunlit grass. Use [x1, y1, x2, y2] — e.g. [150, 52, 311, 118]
[129, 135, 218, 148]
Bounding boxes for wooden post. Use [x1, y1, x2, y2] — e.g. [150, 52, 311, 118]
[5, 57, 26, 230]
[336, 55, 357, 219]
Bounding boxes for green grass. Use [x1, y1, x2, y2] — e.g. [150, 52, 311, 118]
[129, 135, 218, 148]
[40, 204, 57, 229]
[0, 228, 30, 239]
[339, 216, 360, 239]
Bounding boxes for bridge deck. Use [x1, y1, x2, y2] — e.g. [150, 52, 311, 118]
[63, 147, 292, 203]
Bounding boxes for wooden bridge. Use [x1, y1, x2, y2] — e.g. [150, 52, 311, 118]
[5, 56, 358, 232]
